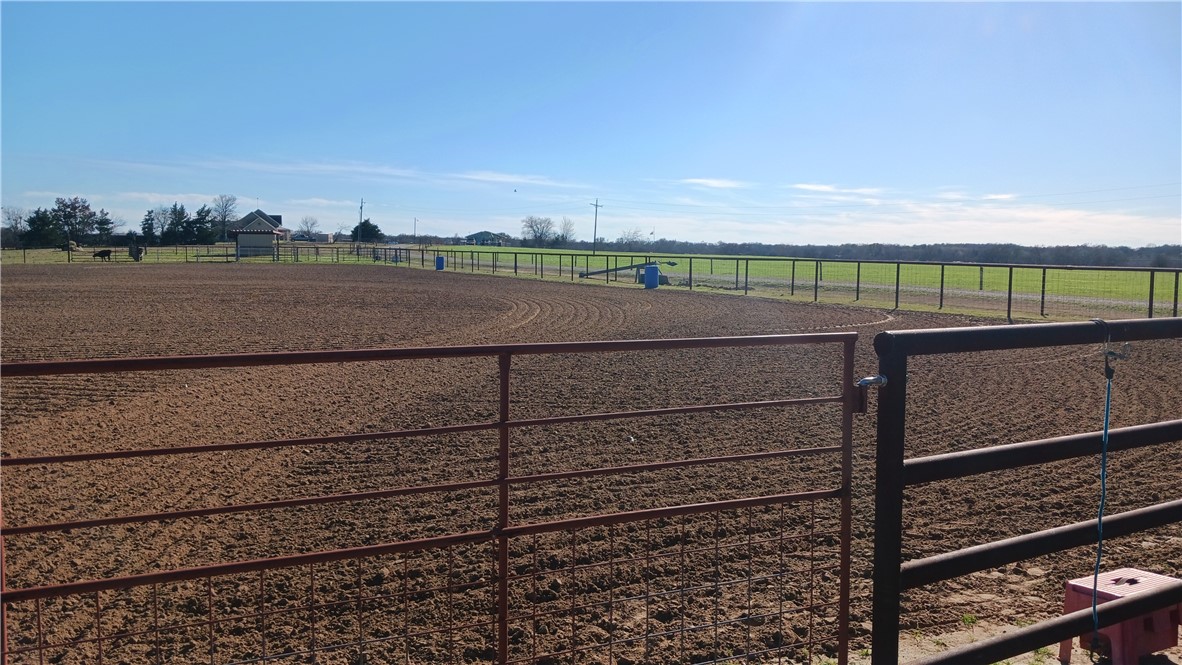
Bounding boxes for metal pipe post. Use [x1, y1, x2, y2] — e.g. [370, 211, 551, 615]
[870, 342, 908, 665]
[893, 263, 901, 310]
[1006, 267, 1014, 323]
[1148, 270, 1156, 318]
[496, 352, 512, 663]
[1040, 268, 1047, 317]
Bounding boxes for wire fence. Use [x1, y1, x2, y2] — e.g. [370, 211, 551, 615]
[3, 244, 1177, 321]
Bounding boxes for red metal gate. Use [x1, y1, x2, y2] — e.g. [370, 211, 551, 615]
[2, 333, 857, 664]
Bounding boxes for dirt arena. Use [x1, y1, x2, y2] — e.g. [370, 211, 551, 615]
[2, 263, 1179, 663]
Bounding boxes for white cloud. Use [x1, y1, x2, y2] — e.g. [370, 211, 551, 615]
[679, 178, 750, 189]
[189, 159, 588, 190]
[198, 159, 425, 181]
[287, 197, 357, 207]
[982, 193, 1017, 200]
[119, 192, 217, 204]
[455, 170, 586, 188]
[790, 183, 838, 193]
[790, 183, 884, 196]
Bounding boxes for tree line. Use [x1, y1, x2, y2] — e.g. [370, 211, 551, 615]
[3, 197, 116, 248]
[1, 195, 242, 248]
[140, 194, 241, 245]
[3, 202, 1177, 268]
[513, 216, 1179, 267]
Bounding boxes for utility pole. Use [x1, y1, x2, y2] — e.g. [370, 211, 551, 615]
[413, 217, 418, 246]
[358, 198, 365, 244]
[590, 198, 603, 255]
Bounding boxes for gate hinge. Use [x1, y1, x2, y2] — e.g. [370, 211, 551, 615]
[853, 375, 887, 413]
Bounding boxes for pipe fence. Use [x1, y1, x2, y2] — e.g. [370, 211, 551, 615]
[868, 317, 1182, 664]
[1, 333, 858, 664]
[5, 245, 1175, 322]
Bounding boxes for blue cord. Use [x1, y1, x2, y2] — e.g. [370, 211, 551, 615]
[1090, 356, 1114, 656]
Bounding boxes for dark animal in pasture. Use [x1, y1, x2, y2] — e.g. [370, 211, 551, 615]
[93, 249, 112, 261]
[129, 246, 146, 262]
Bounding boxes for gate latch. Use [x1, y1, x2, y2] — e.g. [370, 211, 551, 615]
[853, 375, 887, 414]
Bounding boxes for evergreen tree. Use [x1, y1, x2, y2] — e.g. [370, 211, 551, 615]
[351, 218, 382, 243]
[93, 209, 115, 244]
[51, 197, 99, 242]
[140, 209, 159, 245]
[21, 208, 62, 246]
[161, 202, 188, 245]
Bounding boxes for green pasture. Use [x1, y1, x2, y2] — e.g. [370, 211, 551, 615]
[431, 246, 1177, 303]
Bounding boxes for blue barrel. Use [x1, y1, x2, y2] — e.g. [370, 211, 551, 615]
[435, 256, 445, 271]
[644, 265, 660, 289]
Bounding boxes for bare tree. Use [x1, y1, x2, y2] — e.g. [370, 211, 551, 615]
[210, 194, 239, 242]
[152, 205, 170, 246]
[553, 216, 577, 247]
[2, 206, 26, 248]
[616, 227, 647, 252]
[297, 216, 320, 239]
[521, 216, 555, 248]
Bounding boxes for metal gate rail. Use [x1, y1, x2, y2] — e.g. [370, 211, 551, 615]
[870, 317, 1182, 664]
[2, 333, 858, 664]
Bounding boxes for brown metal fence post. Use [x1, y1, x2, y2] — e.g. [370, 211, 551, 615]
[496, 352, 512, 664]
[734, 259, 739, 290]
[743, 259, 749, 295]
[813, 261, 820, 302]
[939, 264, 946, 310]
[791, 260, 796, 296]
[838, 339, 856, 665]
[689, 258, 693, 290]
[855, 262, 862, 301]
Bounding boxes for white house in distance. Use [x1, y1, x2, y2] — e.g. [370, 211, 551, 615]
[231, 210, 288, 258]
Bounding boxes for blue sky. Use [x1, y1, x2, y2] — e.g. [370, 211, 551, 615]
[3, 2, 1179, 247]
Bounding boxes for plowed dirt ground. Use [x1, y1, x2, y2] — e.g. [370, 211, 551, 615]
[2, 263, 1179, 664]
